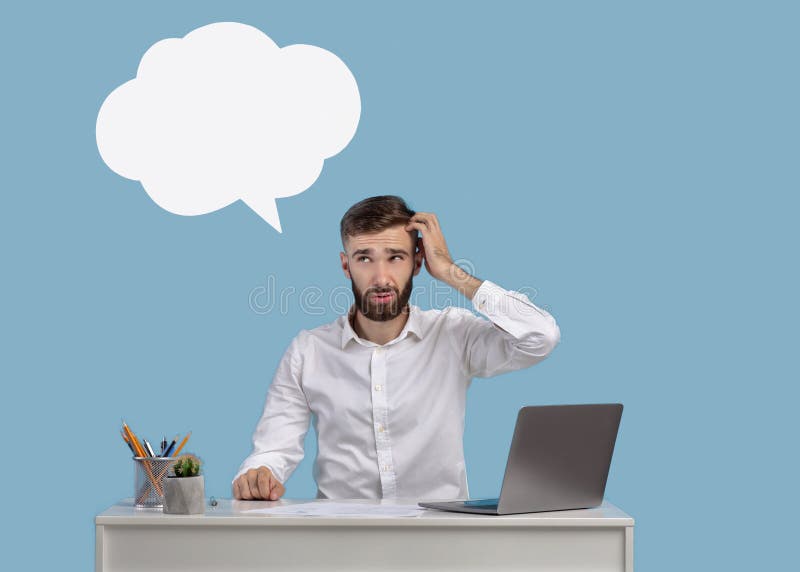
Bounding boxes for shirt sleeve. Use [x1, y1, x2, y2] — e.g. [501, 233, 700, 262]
[232, 333, 312, 485]
[454, 279, 561, 379]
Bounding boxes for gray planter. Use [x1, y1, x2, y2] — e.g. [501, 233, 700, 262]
[163, 475, 205, 514]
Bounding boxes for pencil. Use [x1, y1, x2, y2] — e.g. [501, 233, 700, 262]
[122, 422, 143, 455]
[123, 422, 163, 496]
[120, 430, 135, 454]
[172, 431, 192, 457]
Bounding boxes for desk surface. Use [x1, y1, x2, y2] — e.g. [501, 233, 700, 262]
[97, 498, 634, 527]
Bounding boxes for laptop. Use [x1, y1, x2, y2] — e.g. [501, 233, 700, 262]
[418, 403, 623, 515]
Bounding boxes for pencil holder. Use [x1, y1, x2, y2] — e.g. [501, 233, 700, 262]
[133, 457, 177, 508]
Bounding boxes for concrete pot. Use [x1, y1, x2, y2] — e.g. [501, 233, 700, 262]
[163, 475, 205, 514]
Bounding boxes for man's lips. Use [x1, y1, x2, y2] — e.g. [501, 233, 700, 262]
[370, 292, 395, 302]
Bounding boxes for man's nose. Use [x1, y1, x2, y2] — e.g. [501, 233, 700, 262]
[371, 261, 393, 287]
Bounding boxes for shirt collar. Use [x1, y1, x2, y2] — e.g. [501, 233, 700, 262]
[340, 304, 425, 349]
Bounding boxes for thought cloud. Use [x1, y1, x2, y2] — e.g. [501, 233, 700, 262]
[96, 22, 361, 232]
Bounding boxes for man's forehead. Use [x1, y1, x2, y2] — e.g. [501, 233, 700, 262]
[344, 227, 414, 253]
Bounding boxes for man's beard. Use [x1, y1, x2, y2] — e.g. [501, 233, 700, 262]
[351, 274, 414, 322]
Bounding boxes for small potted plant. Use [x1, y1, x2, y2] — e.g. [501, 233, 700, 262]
[163, 454, 205, 514]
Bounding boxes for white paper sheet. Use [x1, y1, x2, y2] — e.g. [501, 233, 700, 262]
[243, 502, 425, 517]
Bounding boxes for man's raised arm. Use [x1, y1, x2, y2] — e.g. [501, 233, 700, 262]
[405, 212, 560, 378]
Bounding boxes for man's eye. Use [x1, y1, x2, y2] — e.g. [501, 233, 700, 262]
[356, 255, 403, 262]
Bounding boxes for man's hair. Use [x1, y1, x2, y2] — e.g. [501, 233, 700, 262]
[340, 195, 416, 247]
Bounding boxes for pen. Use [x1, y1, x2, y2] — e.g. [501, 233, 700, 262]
[163, 435, 179, 457]
[143, 439, 156, 457]
[172, 431, 192, 457]
[160, 436, 167, 456]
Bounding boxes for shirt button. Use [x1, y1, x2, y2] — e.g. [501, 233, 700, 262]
[374, 385, 382, 391]
[377, 424, 385, 432]
[375, 347, 383, 354]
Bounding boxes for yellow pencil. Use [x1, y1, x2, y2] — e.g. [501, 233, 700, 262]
[122, 422, 146, 457]
[172, 431, 192, 457]
[120, 430, 135, 454]
[123, 422, 163, 496]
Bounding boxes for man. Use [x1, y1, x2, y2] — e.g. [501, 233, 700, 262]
[233, 196, 560, 501]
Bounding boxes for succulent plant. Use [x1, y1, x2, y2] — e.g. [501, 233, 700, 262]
[172, 453, 202, 478]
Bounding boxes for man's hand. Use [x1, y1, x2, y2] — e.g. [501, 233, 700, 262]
[405, 212, 453, 282]
[405, 212, 482, 299]
[233, 466, 286, 500]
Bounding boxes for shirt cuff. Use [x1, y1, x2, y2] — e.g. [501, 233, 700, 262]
[471, 279, 507, 315]
[471, 279, 552, 339]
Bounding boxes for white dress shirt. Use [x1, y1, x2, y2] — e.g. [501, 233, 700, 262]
[234, 279, 560, 500]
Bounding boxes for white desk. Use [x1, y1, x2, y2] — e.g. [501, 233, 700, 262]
[96, 498, 634, 571]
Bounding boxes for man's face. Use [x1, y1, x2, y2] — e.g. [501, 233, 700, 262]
[340, 225, 423, 322]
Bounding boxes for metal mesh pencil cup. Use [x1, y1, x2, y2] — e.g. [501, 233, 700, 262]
[133, 457, 176, 508]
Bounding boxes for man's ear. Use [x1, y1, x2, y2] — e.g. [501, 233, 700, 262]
[340, 252, 351, 279]
[413, 240, 423, 276]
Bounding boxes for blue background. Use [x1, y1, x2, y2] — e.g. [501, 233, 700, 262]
[2, 1, 797, 569]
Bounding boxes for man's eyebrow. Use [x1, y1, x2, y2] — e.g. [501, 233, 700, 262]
[351, 247, 411, 257]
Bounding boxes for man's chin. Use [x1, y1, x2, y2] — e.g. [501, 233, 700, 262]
[356, 301, 406, 322]
[363, 307, 399, 322]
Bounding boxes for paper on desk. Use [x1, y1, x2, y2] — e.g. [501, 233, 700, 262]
[244, 502, 425, 517]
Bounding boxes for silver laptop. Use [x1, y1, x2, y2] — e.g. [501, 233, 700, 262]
[418, 403, 623, 515]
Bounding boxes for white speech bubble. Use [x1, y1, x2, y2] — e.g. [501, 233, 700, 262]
[96, 22, 361, 232]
